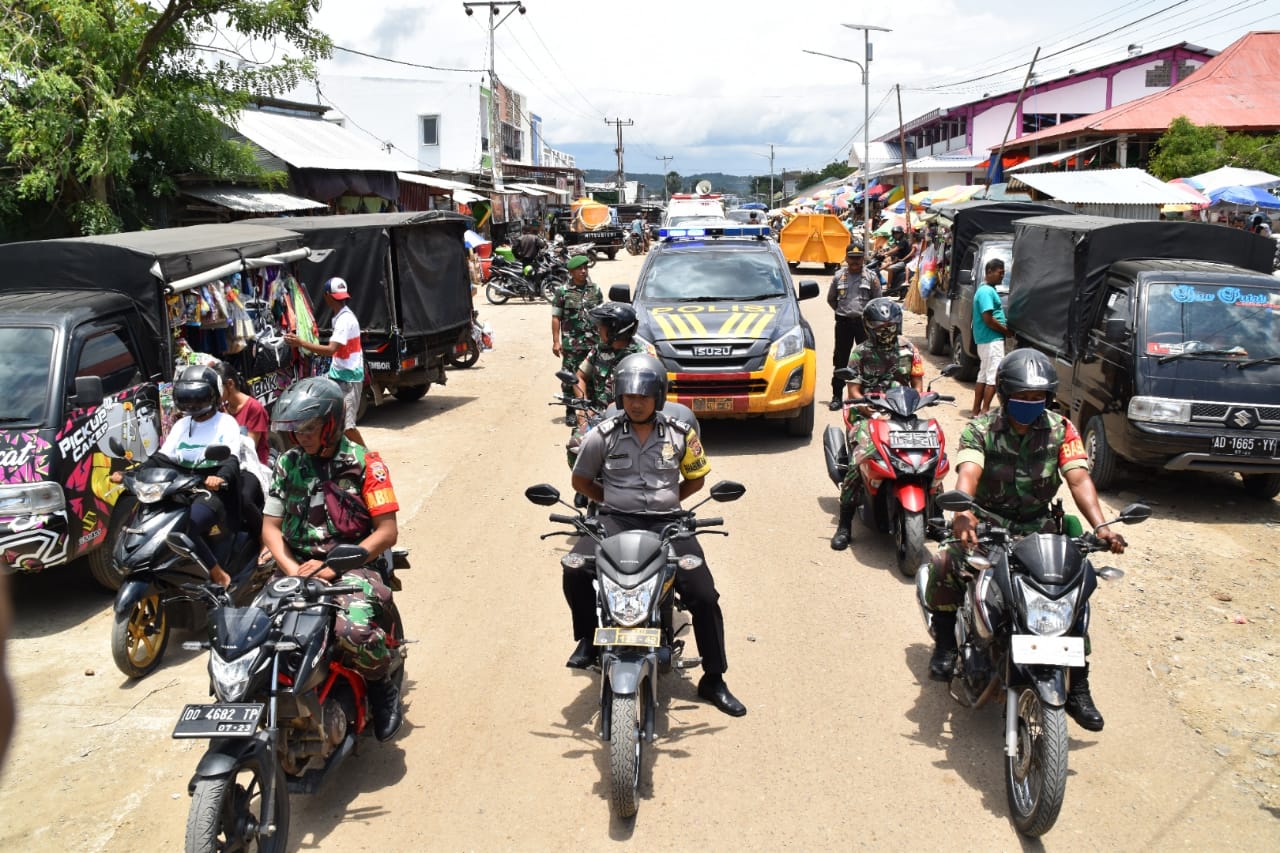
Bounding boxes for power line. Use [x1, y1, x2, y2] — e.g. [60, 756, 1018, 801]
[330, 43, 485, 73]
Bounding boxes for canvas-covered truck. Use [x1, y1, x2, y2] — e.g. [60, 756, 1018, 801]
[248, 211, 474, 417]
[0, 224, 311, 586]
[1007, 216, 1280, 499]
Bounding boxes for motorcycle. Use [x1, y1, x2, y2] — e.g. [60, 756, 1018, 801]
[624, 231, 647, 256]
[486, 251, 568, 304]
[918, 490, 1150, 837]
[170, 540, 410, 853]
[109, 443, 272, 678]
[524, 480, 745, 818]
[552, 236, 598, 266]
[822, 365, 958, 576]
[552, 369, 605, 511]
[447, 309, 493, 369]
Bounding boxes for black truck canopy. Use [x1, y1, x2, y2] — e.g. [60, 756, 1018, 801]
[934, 200, 1065, 290]
[0, 223, 306, 343]
[1007, 215, 1276, 358]
[246, 211, 472, 337]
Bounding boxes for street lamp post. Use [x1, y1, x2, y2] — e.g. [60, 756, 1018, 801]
[463, 2, 527, 191]
[804, 23, 891, 254]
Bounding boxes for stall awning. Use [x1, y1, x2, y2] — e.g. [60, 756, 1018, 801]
[396, 172, 479, 192]
[1011, 168, 1192, 204]
[1005, 141, 1111, 174]
[453, 189, 486, 203]
[906, 155, 986, 172]
[507, 183, 554, 196]
[181, 186, 326, 213]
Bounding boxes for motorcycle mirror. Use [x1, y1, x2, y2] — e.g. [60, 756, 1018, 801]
[326, 543, 369, 574]
[204, 444, 232, 462]
[1096, 566, 1126, 581]
[165, 531, 202, 565]
[708, 480, 746, 502]
[107, 436, 128, 457]
[555, 369, 578, 385]
[525, 483, 561, 506]
[833, 367, 856, 382]
[1117, 503, 1152, 524]
[939, 363, 961, 377]
[935, 489, 975, 513]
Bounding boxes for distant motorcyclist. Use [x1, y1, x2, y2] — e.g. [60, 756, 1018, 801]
[262, 377, 404, 741]
[630, 214, 650, 252]
[919, 349, 1125, 731]
[876, 226, 915, 295]
[550, 256, 603, 423]
[830, 298, 924, 551]
[513, 223, 546, 267]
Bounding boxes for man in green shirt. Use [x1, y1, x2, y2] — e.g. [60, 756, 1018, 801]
[971, 258, 1009, 416]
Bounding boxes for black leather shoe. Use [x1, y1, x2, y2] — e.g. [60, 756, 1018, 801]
[697, 676, 747, 717]
[565, 636, 597, 669]
[828, 398, 843, 412]
[928, 646, 957, 682]
[1065, 690, 1105, 731]
[830, 526, 852, 551]
[367, 676, 403, 742]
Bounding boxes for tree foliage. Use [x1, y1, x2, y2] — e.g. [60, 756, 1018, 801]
[0, 1, 331, 237]
[1148, 116, 1280, 181]
[665, 170, 682, 196]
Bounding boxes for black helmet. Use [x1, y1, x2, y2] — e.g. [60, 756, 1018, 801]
[589, 302, 638, 344]
[1248, 212, 1268, 231]
[891, 225, 906, 238]
[613, 352, 667, 411]
[863, 297, 903, 348]
[995, 348, 1059, 405]
[271, 376, 345, 455]
[173, 365, 221, 418]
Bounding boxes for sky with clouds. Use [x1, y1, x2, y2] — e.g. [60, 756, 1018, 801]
[297, 0, 1278, 176]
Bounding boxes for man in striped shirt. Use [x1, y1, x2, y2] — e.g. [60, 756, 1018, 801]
[285, 276, 367, 446]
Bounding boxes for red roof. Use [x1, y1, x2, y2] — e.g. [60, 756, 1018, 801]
[1007, 31, 1280, 149]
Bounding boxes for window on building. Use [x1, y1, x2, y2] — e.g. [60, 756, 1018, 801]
[1059, 113, 1087, 124]
[1022, 113, 1058, 134]
[420, 115, 439, 146]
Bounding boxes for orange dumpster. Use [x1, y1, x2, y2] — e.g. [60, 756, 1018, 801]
[778, 213, 851, 272]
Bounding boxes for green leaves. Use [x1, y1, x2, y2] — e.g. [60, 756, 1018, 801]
[1149, 116, 1280, 181]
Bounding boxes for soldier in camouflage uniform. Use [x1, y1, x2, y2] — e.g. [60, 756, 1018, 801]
[550, 255, 602, 423]
[920, 349, 1126, 732]
[262, 377, 404, 742]
[563, 303, 647, 468]
[831, 298, 925, 551]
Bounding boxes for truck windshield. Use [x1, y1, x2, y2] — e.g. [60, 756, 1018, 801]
[1143, 282, 1280, 362]
[640, 250, 786, 301]
[0, 327, 54, 425]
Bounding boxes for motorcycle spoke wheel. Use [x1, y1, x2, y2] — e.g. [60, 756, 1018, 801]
[186, 757, 289, 853]
[1005, 688, 1069, 837]
[485, 282, 509, 305]
[608, 692, 644, 818]
[111, 594, 169, 679]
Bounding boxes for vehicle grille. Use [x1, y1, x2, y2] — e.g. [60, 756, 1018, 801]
[1190, 402, 1280, 426]
[670, 377, 768, 395]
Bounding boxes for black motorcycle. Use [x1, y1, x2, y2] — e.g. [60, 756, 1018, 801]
[109, 444, 270, 678]
[170, 540, 409, 853]
[624, 231, 647, 256]
[525, 480, 745, 818]
[486, 252, 567, 304]
[918, 490, 1150, 837]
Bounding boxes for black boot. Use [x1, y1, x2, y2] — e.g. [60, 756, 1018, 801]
[830, 504, 855, 550]
[367, 676, 403, 742]
[1065, 664, 1104, 731]
[565, 636, 597, 669]
[928, 612, 958, 682]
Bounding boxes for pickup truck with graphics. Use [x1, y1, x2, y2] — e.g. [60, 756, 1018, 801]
[608, 222, 820, 436]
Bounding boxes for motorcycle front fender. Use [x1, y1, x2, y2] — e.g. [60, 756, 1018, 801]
[188, 733, 272, 789]
[1019, 666, 1068, 708]
[114, 579, 154, 616]
[603, 655, 656, 699]
[895, 482, 928, 513]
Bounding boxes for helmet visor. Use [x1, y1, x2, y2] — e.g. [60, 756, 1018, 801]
[271, 414, 325, 436]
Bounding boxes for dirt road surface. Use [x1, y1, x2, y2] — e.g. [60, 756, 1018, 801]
[3, 249, 1278, 851]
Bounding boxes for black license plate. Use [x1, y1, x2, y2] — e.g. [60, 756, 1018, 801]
[172, 703, 264, 739]
[1211, 435, 1280, 458]
[889, 430, 940, 449]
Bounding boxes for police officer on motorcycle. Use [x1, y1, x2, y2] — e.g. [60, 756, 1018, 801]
[566, 353, 747, 717]
[919, 349, 1125, 731]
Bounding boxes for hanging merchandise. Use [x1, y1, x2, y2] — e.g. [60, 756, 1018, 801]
[286, 275, 320, 345]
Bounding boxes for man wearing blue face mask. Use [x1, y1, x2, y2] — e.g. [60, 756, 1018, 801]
[919, 349, 1126, 731]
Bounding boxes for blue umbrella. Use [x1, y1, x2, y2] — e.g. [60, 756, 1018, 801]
[1206, 184, 1280, 209]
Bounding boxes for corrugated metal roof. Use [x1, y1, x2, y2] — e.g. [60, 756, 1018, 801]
[1012, 31, 1280, 147]
[396, 172, 478, 191]
[1006, 140, 1111, 173]
[453, 189, 486, 203]
[233, 109, 417, 172]
[1011, 169, 1193, 204]
[182, 186, 326, 213]
[907, 155, 986, 172]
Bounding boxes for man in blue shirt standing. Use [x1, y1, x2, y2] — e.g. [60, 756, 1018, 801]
[971, 258, 1009, 416]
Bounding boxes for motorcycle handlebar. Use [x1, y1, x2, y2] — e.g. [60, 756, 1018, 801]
[696, 517, 723, 528]
[549, 513, 579, 525]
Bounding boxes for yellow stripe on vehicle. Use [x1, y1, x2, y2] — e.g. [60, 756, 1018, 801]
[683, 315, 708, 336]
[719, 314, 744, 337]
[653, 314, 681, 339]
[747, 313, 773, 337]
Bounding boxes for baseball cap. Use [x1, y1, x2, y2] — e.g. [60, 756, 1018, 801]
[846, 244, 864, 257]
[324, 277, 350, 300]
[567, 255, 590, 271]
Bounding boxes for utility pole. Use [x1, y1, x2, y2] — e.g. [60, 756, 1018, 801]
[606, 117, 633, 204]
[463, 2, 528, 191]
[655, 154, 674, 202]
[769, 143, 776, 210]
[896, 84, 911, 226]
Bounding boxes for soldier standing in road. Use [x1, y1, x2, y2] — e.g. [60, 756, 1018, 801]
[826, 245, 882, 411]
[550, 255, 602, 424]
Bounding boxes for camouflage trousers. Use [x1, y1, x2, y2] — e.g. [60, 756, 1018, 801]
[838, 418, 873, 507]
[560, 348, 590, 401]
[333, 566, 395, 681]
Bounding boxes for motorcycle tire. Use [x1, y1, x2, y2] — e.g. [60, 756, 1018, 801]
[895, 510, 928, 578]
[608, 691, 645, 818]
[186, 754, 289, 853]
[1005, 688, 1069, 837]
[446, 339, 480, 369]
[485, 282, 510, 305]
[541, 277, 565, 302]
[111, 593, 169, 679]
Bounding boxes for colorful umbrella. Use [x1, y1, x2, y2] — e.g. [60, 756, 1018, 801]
[1206, 184, 1280, 209]
[881, 185, 904, 205]
[1185, 166, 1280, 194]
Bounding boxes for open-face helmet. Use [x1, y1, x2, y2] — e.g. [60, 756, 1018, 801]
[173, 365, 222, 418]
[863, 297, 903, 348]
[613, 352, 667, 411]
[995, 348, 1059, 407]
[271, 376, 345, 456]
[589, 302, 638, 345]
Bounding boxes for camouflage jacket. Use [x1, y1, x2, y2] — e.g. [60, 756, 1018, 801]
[954, 409, 1089, 526]
[847, 336, 924, 392]
[551, 282, 602, 352]
[579, 339, 648, 409]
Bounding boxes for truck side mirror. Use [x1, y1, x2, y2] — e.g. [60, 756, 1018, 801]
[1103, 317, 1129, 343]
[70, 375, 104, 409]
[957, 270, 973, 288]
[608, 285, 632, 303]
[797, 281, 820, 300]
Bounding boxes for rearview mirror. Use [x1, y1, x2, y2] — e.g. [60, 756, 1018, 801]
[797, 281, 821, 301]
[555, 369, 578, 386]
[833, 367, 856, 382]
[709, 481, 746, 502]
[70, 375, 104, 409]
[939, 363, 960, 377]
[525, 483, 561, 506]
[1102, 317, 1129, 343]
[165, 532, 202, 566]
[935, 489, 975, 513]
[608, 285, 632, 303]
[1117, 503, 1151, 524]
[326, 543, 369, 574]
[957, 270, 973, 288]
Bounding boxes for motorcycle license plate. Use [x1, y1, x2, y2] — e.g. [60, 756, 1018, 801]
[889, 430, 940, 449]
[1210, 434, 1280, 458]
[172, 703, 265, 739]
[594, 627, 661, 647]
[1010, 635, 1085, 667]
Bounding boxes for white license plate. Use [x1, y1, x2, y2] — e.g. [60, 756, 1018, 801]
[1010, 634, 1085, 667]
[889, 430, 940, 449]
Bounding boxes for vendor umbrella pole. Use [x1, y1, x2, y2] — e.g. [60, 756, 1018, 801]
[985, 47, 1040, 197]
[896, 83, 911, 230]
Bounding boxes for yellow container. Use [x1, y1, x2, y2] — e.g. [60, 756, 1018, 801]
[779, 213, 851, 270]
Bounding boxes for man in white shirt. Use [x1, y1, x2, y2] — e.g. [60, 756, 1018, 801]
[285, 277, 366, 446]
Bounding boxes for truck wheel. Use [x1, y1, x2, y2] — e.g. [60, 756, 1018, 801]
[393, 384, 429, 403]
[950, 330, 979, 382]
[785, 400, 815, 438]
[1241, 473, 1280, 500]
[1084, 416, 1119, 490]
[601, 249, 616, 260]
[926, 314, 948, 356]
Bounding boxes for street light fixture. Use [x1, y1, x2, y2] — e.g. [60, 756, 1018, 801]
[463, 2, 528, 191]
[804, 22, 891, 255]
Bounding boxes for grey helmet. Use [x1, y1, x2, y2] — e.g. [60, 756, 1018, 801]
[173, 365, 222, 418]
[271, 376, 345, 455]
[613, 352, 667, 411]
[995, 348, 1059, 406]
[863, 297, 903, 348]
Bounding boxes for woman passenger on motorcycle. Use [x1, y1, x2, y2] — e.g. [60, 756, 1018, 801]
[830, 299, 925, 551]
[110, 365, 242, 586]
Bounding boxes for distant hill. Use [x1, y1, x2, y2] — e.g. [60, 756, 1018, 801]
[581, 169, 752, 196]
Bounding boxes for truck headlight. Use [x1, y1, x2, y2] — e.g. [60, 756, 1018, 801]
[601, 574, 659, 628]
[1128, 396, 1191, 424]
[770, 325, 805, 361]
[0, 483, 65, 516]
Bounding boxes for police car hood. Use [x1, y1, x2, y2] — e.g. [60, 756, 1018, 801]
[635, 297, 796, 343]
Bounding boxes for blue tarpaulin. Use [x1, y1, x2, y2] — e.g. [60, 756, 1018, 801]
[1207, 184, 1280, 209]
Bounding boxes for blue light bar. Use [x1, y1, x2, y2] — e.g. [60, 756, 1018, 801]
[659, 224, 769, 241]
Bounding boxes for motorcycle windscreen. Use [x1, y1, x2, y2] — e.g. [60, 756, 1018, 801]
[210, 606, 272, 659]
[595, 529, 666, 587]
[1010, 533, 1085, 587]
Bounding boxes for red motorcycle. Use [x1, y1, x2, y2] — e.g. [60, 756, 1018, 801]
[822, 365, 957, 576]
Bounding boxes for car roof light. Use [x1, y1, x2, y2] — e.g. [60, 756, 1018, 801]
[658, 224, 769, 242]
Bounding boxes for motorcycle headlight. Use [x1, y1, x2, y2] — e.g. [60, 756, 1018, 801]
[770, 324, 805, 361]
[209, 650, 259, 702]
[133, 481, 168, 504]
[601, 574, 659, 628]
[1019, 583, 1075, 636]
